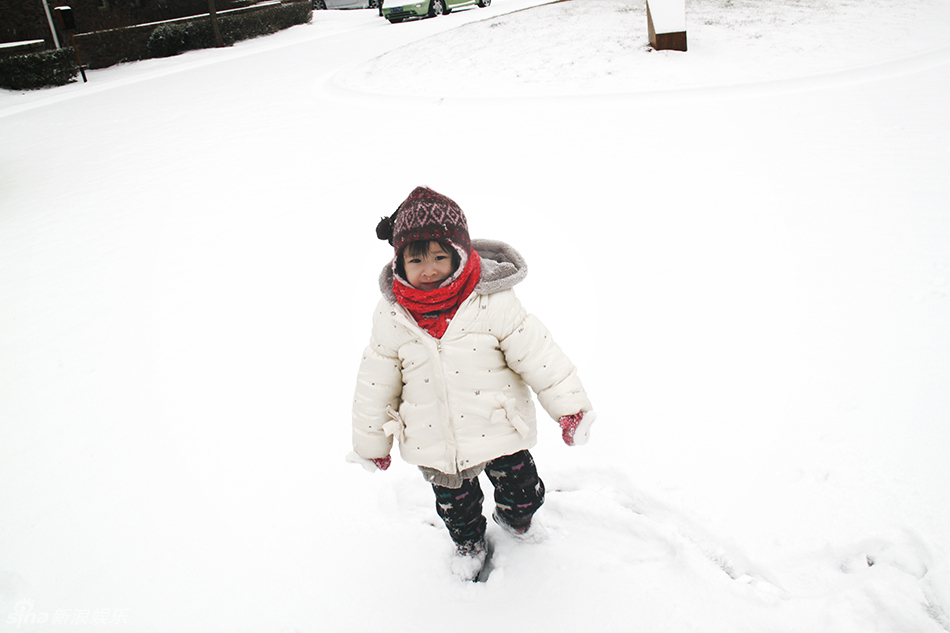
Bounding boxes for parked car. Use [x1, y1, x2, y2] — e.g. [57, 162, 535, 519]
[381, 0, 490, 23]
[313, 0, 379, 9]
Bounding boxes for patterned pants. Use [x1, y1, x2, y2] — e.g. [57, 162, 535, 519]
[431, 450, 545, 546]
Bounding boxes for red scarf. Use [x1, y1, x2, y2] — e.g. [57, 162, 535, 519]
[393, 250, 481, 339]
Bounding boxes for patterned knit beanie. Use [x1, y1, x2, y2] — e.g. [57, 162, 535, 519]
[376, 186, 471, 254]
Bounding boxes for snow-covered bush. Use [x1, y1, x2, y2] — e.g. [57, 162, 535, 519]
[0, 48, 79, 90]
[217, 1, 313, 42]
[145, 2, 312, 59]
[147, 23, 196, 58]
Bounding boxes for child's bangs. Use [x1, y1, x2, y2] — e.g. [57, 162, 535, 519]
[403, 240, 452, 259]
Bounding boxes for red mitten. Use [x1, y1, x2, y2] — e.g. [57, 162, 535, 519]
[346, 451, 392, 472]
[559, 412, 595, 446]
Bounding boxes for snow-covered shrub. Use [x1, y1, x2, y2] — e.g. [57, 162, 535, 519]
[217, 2, 313, 43]
[146, 2, 312, 58]
[0, 48, 79, 90]
[147, 23, 196, 58]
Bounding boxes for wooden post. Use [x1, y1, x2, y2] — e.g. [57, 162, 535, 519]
[646, 0, 687, 52]
[66, 31, 87, 82]
[53, 6, 87, 82]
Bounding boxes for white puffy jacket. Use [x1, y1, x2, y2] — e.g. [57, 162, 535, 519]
[351, 239, 591, 475]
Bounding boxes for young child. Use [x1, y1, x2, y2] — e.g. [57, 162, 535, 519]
[348, 185, 595, 581]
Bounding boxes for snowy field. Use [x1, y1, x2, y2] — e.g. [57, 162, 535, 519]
[2, 0, 949, 631]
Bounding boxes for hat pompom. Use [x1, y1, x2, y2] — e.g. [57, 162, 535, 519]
[376, 215, 394, 244]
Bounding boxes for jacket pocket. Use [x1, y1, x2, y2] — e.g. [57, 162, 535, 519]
[490, 397, 529, 438]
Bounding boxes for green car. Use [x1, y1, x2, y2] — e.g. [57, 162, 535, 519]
[382, 0, 490, 23]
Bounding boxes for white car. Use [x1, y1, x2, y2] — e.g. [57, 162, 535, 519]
[313, 0, 378, 8]
[381, 0, 488, 23]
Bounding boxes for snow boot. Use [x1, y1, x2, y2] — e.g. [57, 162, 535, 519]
[492, 509, 531, 538]
[492, 509, 546, 543]
[450, 538, 490, 582]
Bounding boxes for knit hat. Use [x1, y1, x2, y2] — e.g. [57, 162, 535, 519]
[376, 186, 471, 254]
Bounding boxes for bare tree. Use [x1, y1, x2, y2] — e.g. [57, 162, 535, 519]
[208, 0, 224, 47]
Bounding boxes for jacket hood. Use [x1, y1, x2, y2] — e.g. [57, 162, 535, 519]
[378, 238, 527, 302]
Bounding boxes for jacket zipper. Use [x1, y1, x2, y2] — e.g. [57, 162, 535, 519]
[394, 304, 460, 473]
[434, 336, 460, 471]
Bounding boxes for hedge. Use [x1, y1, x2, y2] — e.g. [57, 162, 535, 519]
[0, 1, 312, 89]
[0, 48, 79, 90]
[80, 1, 313, 68]
[147, 1, 313, 58]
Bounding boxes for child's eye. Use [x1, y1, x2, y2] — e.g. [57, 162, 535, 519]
[408, 258, 422, 264]
[435, 255, 448, 261]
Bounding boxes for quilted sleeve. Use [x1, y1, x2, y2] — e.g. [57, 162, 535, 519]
[351, 303, 403, 460]
[495, 292, 592, 420]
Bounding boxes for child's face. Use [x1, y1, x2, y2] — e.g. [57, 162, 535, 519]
[403, 242, 456, 291]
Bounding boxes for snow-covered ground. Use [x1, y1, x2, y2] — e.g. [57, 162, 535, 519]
[2, 0, 949, 631]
